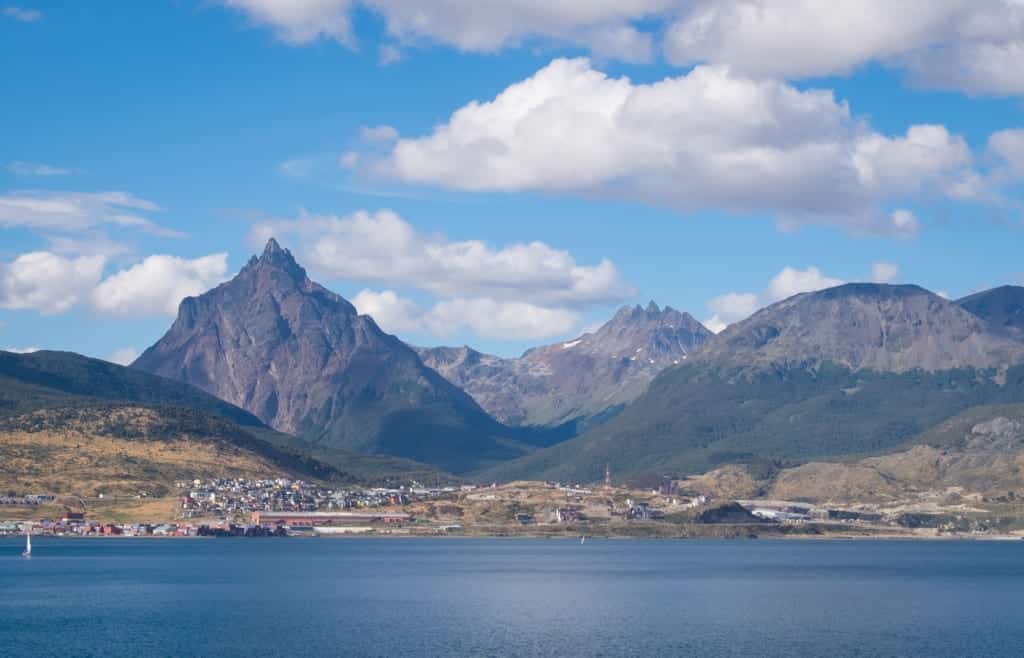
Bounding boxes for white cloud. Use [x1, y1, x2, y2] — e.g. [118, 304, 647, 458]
[3, 346, 41, 354]
[352, 288, 580, 340]
[766, 267, 844, 303]
[0, 190, 183, 238]
[871, 262, 901, 284]
[7, 161, 72, 176]
[664, 0, 1024, 96]
[989, 129, 1024, 178]
[2, 6, 42, 22]
[351, 289, 425, 333]
[704, 266, 846, 332]
[220, 0, 668, 61]
[217, 1, 1024, 96]
[703, 292, 760, 334]
[250, 209, 630, 307]
[426, 297, 579, 339]
[93, 254, 229, 317]
[108, 347, 139, 366]
[0, 251, 106, 314]
[219, 0, 354, 46]
[370, 58, 976, 237]
[888, 210, 921, 239]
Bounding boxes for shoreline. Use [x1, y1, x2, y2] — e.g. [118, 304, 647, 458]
[4, 529, 1020, 542]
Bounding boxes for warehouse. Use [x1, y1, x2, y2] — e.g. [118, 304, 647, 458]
[251, 511, 411, 528]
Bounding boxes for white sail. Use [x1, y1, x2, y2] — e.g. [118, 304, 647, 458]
[22, 528, 31, 557]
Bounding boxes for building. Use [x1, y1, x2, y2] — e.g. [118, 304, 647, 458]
[251, 511, 410, 527]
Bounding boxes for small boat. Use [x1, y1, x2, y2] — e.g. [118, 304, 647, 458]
[22, 527, 31, 558]
[580, 535, 586, 544]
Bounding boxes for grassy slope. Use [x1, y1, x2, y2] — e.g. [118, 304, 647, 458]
[0, 350, 449, 485]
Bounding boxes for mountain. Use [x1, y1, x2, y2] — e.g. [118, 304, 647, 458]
[418, 302, 712, 431]
[0, 349, 348, 491]
[957, 285, 1024, 341]
[697, 284, 1024, 373]
[133, 239, 530, 474]
[478, 283, 1024, 483]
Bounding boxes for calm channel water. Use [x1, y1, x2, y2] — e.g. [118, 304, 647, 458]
[2, 537, 1023, 657]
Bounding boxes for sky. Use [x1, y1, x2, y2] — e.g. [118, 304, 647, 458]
[1, 1, 1023, 361]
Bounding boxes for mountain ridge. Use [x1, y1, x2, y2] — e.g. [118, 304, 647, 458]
[477, 282, 1024, 483]
[417, 301, 712, 431]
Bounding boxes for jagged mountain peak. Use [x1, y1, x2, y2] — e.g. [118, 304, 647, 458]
[134, 241, 520, 474]
[241, 237, 308, 282]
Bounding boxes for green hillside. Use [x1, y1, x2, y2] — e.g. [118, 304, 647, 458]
[477, 362, 1024, 483]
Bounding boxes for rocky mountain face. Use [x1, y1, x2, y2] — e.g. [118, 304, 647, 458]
[133, 239, 528, 474]
[418, 302, 712, 431]
[480, 283, 1024, 483]
[958, 285, 1024, 341]
[697, 284, 1024, 373]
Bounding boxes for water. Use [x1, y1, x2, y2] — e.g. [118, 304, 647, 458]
[2, 538, 1023, 657]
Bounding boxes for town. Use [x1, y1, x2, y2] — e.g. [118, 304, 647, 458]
[3, 475, 1018, 540]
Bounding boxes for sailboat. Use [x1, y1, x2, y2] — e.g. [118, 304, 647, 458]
[580, 535, 585, 545]
[21, 527, 31, 558]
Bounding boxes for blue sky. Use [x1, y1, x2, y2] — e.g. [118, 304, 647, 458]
[1, 1, 1022, 360]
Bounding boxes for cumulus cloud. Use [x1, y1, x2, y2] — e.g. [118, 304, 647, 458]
[703, 292, 760, 334]
[352, 289, 580, 340]
[108, 347, 139, 366]
[989, 129, 1024, 178]
[2, 6, 42, 22]
[3, 346, 42, 354]
[665, 0, 1024, 96]
[0, 190, 183, 238]
[7, 161, 72, 176]
[369, 59, 976, 237]
[766, 267, 845, 303]
[219, 0, 354, 46]
[351, 289, 425, 333]
[704, 266, 847, 332]
[250, 209, 630, 307]
[0, 251, 106, 314]
[871, 262, 901, 284]
[426, 298, 579, 339]
[219, 0, 668, 61]
[93, 254, 229, 317]
[217, 1, 1024, 95]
